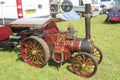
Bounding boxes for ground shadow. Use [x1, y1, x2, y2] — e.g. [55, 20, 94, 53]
[47, 59, 61, 70]
[66, 65, 75, 75]
[66, 57, 76, 75]
[47, 56, 74, 70]
[0, 47, 24, 62]
[0, 47, 19, 53]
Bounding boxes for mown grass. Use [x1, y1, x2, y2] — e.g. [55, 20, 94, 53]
[0, 14, 120, 80]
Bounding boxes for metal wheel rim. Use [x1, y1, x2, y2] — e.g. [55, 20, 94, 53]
[72, 52, 98, 77]
[93, 46, 103, 64]
[20, 36, 50, 67]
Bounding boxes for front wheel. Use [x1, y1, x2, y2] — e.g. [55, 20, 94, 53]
[72, 52, 98, 77]
[92, 46, 103, 64]
[20, 36, 50, 68]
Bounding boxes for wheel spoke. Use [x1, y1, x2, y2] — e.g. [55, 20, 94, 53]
[21, 36, 50, 68]
[85, 66, 94, 74]
[37, 54, 44, 62]
[27, 40, 34, 49]
[24, 48, 32, 54]
[35, 54, 43, 64]
[92, 46, 103, 64]
[27, 53, 32, 58]
[72, 52, 98, 77]
[86, 58, 94, 66]
[76, 57, 83, 64]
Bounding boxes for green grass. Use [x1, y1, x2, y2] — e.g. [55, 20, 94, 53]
[0, 14, 120, 80]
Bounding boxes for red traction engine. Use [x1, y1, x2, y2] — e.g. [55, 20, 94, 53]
[0, 4, 103, 78]
[13, 4, 102, 78]
[17, 19, 102, 78]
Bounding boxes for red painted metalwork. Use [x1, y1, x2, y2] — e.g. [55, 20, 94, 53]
[16, 0, 23, 18]
[0, 26, 12, 41]
[66, 39, 81, 51]
[109, 18, 120, 22]
[53, 39, 81, 62]
[53, 44, 71, 61]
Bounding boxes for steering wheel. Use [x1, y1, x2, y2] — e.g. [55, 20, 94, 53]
[61, 0, 73, 12]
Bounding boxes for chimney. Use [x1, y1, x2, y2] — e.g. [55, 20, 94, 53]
[84, 4, 91, 39]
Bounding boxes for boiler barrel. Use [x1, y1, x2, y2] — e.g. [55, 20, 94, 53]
[66, 39, 82, 51]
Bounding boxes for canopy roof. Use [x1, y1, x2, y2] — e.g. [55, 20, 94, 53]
[9, 18, 61, 28]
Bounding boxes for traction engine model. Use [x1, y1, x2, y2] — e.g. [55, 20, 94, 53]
[0, 2, 103, 78]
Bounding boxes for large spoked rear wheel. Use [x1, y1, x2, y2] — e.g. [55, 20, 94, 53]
[72, 52, 98, 77]
[92, 46, 103, 64]
[20, 36, 50, 68]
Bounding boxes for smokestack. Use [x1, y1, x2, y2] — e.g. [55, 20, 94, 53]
[84, 4, 91, 39]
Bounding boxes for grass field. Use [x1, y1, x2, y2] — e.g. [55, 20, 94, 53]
[0, 14, 120, 80]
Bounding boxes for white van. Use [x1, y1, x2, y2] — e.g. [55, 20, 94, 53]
[0, 0, 50, 25]
[100, 0, 116, 10]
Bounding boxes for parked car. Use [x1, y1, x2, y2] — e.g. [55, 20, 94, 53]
[100, 0, 116, 13]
